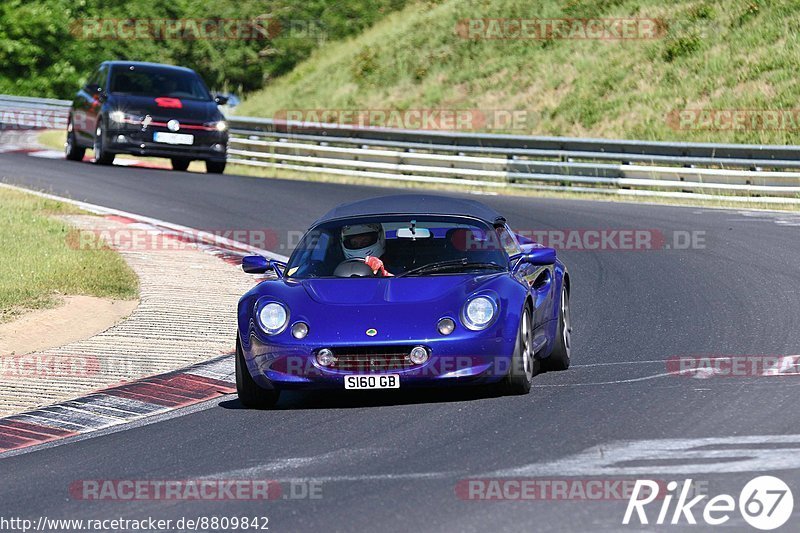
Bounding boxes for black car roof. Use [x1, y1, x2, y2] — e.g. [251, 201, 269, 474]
[314, 194, 506, 226]
[102, 61, 196, 74]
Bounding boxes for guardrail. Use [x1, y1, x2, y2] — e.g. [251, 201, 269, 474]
[2, 94, 799, 204]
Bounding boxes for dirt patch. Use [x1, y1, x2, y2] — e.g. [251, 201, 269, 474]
[0, 295, 138, 356]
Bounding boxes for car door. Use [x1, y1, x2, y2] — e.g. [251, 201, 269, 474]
[506, 227, 555, 327]
[73, 65, 107, 143]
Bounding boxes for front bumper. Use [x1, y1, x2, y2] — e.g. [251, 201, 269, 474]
[241, 329, 517, 391]
[105, 124, 227, 161]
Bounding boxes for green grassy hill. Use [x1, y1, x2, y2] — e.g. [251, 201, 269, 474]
[238, 0, 800, 144]
[0, 0, 407, 98]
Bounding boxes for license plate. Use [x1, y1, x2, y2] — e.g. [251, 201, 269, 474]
[344, 374, 400, 390]
[153, 132, 194, 145]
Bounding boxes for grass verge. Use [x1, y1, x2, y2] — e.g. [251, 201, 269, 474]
[0, 187, 138, 323]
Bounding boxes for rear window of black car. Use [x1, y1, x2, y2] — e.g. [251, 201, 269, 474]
[109, 66, 211, 101]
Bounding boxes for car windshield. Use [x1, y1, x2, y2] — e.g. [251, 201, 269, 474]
[285, 216, 510, 279]
[109, 66, 212, 100]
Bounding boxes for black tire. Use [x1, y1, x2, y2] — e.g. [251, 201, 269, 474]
[206, 160, 226, 174]
[65, 118, 85, 161]
[92, 118, 115, 165]
[501, 305, 535, 395]
[542, 285, 571, 371]
[236, 335, 280, 409]
[171, 157, 191, 171]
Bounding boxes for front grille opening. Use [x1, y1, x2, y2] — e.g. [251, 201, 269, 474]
[321, 346, 424, 372]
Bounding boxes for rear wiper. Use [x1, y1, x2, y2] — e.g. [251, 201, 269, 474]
[397, 258, 505, 277]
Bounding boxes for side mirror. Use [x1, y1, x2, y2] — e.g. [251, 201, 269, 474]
[242, 255, 287, 278]
[84, 83, 101, 95]
[517, 245, 557, 266]
[242, 255, 269, 274]
[214, 94, 229, 105]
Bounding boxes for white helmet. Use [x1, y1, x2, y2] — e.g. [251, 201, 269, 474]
[341, 223, 385, 260]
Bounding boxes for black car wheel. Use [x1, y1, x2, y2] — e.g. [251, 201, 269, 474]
[93, 119, 115, 165]
[542, 285, 571, 371]
[206, 160, 226, 174]
[502, 305, 535, 395]
[65, 117, 85, 161]
[236, 335, 280, 409]
[171, 158, 191, 171]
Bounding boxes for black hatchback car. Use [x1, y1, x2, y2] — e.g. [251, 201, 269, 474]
[66, 61, 229, 173]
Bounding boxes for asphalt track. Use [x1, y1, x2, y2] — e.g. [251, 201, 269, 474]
[2, 151, 800, 532]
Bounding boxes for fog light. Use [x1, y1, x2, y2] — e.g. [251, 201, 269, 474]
[291, 322, 309, 339]
[316, 348, 335, 367]
[115, 135, 126, 143]
[409, 346, 429, 365]
[212, 143, 225, 152]
[437, 318, 455, 336]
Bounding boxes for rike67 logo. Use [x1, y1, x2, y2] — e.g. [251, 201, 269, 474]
[624, 476, 793, 530]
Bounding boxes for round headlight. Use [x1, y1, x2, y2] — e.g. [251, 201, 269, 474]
[462, 296, 497, 330]
[215, 121, 227, 132]
[258, 302, 288, 334]
[110, 110, 126, 123]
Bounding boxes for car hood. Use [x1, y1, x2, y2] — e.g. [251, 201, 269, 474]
[300, 275, 494, 305]
[240, 272, 526, 343]
[107, 94, 222, 122]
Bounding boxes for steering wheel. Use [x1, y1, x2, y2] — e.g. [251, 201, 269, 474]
[333, 259, 377, 278]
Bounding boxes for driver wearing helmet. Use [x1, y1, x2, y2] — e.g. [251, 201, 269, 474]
[341, 223, 393, 277]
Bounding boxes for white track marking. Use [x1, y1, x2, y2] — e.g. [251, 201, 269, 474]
[200, 449, 458, 483]
[571, 360, 667, 367]
[493, 434, 800, 476]
[536, 371, 677, 387]
[27, 150, 65, 159]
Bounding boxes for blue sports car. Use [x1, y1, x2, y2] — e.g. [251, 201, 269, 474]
[236, 194, 571, 408]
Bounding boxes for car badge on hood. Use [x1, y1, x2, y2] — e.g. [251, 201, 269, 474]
[366, 328, 377, 337]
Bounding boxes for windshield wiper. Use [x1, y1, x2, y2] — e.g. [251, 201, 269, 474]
[397, 258, 505, 278]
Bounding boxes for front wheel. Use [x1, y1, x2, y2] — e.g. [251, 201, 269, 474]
[206, 160, 226, 174]
[542, 285, 571, 371]
[93, 119, 115, 165]
[501, 305, 535, 395]
[65, 118, 85, 161]
[171, 157, 191, 171]
[236, 335, 280, 409]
